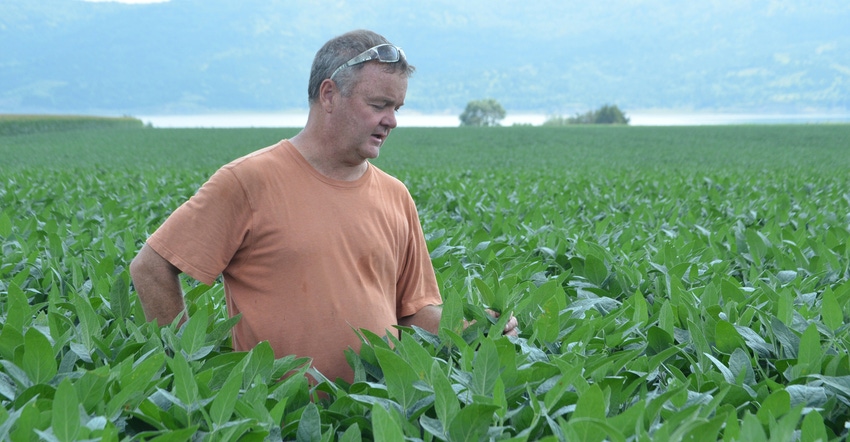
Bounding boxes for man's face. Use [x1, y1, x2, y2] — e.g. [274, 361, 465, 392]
[331, 62, 408, 164]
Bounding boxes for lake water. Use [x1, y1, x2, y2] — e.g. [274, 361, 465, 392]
[138, 111, 850, 128]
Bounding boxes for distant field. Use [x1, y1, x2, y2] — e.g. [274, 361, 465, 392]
[3, 118, 849, 174]
[1, 117, 849, 440]
[0, 114, 145, 137]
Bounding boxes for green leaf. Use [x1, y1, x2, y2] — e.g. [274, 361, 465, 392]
[738, 412, 767, 441]
[395, 333, 435, 382]
[474, 277, 498, 310]
[786, 385, 828, 409]
[74, 366, 109, 414]
[471, 338, 500, 397]
[715, 320, 746, 354]
[374, 347, 421, 411]
[179, 306, 209, 360]
[771, 405, 803, 440]
[420, 415, 444, 439]
[564, 416, 621, 442]
[647, 326, 674, 356]
[734, 325, 773, 358]
[534, 295, 561, 344]
[795, 323, 822, 378]
[4, 282, 30, 333]
[338, 423, 362, 442]
[210, 356, 246, 427]
[0, 369, 16, 401]
[573, 383, 605, 420]
[720, 278, 746, 303]
[631, 291, 648, 324]
[106, 351, 165, 419]
[371, 403, 405, 442]
[584, 254, 608, 287]
[109, 270, 131, 323]
[770, 317, 800, 359]
[167, 351, 198, 406]
[800, 410, 828, 442]
[680, 414, 725, 442]
[22, 328, 57, 385]
[72, 292, 103, 352]
[544, 359, 582, 410]
[269, 396, 290, 428]
[688, 319, 712, 368]
[658, 301, 676, 336]
[776, 270, 798, 285]
[53, 378, 81, 442]
[0, 326, 23, 366]
[728, 348, 755, 386]
[605, 398, 644, 439]
[0, 210, 11, 237]
[296, 402, 322, 442]
[704, 353, 737, 387]
[243, 341, 275, 385]
[446, 403, 500, 442]
[439, 290, 464, 340]
[820, 289, 843, 331]
[146, 426, 200, 441]
[7, 399, 41, 441]
[756, 389, 790, 426]
[431, 361, 459, 431]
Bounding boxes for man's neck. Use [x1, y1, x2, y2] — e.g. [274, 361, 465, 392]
[289, 132, 368, 182]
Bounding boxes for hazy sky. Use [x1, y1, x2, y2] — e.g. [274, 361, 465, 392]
[83, 0, 170, 3]
[5, 0, 848, 118]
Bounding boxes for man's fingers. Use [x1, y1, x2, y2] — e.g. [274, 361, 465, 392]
[503, 315, 519, 336]
[483, 309, 519, 336]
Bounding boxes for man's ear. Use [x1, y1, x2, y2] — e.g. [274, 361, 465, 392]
[319, 79, 337, 112]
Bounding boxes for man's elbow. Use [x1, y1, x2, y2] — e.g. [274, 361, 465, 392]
[129, 244, 179, 294]
[129, 247, 156, 287]
[128, 251, 144, 282]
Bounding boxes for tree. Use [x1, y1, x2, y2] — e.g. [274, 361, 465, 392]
[593, 104, 630, 124]
[459, 98, 506, 127]
[543, 104, 630, 126]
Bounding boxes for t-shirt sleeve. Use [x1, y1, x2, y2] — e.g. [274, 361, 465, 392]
[147, 166, 252, 286]
[395, 195, 443, 318]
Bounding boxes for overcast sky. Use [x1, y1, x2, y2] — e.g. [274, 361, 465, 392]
[5, 0, 848, 120]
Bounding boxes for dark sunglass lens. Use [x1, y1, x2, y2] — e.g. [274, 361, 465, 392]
[376, 45, 399, 62]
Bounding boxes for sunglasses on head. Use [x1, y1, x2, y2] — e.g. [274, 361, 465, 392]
[330, 44, 406, 81]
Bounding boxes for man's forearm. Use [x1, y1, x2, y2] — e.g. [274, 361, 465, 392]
[398, 304, 442, 334]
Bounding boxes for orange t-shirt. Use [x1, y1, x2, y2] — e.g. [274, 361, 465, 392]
[147, 140, 442, 383]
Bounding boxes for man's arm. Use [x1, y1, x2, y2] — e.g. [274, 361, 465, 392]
[129, 243, 187, 326]
[398, 304, 442, 334]
[399, 305, 519, 337]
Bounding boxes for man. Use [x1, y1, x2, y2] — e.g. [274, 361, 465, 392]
[130, 29, 517, 384]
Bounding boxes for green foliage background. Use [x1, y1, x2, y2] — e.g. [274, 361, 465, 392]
[459, 99, 507, 127]
[544, 104, 631, 125]
[1, 119, 849, 440]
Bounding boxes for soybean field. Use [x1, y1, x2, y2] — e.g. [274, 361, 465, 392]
[1, 117, 849, 440]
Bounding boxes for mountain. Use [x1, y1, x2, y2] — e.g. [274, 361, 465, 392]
[2, 0, 849, 116]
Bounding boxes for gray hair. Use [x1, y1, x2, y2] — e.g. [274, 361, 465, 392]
[307, 29, 415, 104]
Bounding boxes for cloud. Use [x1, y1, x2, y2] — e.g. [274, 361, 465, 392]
[774, 53, 792, 65]
[832, 64, 850, 76]
[729, 68, 770, 78]
[816, 43, 837, 54]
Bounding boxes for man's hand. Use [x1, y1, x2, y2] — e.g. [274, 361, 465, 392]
[402, 305, 519, 337]
[486, 309, 519, 337]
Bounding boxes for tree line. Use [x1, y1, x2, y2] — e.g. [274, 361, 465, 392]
[459, 100, 629, 126]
